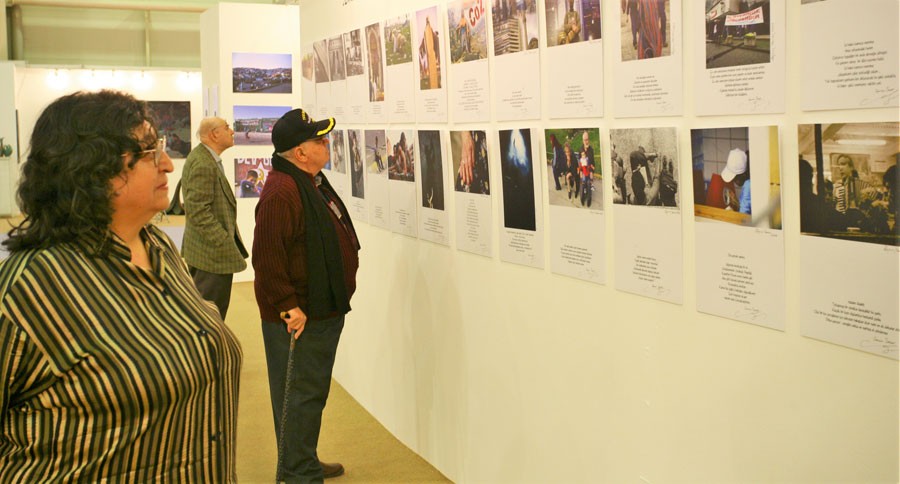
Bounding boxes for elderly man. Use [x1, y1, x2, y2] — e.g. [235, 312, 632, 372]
[181, 117, 249, 319]
[253, 109, 360, 482]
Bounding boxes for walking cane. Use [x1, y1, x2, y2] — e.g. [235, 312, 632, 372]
[276, 312, 296, 483]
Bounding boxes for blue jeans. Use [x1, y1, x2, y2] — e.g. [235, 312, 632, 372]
[262, 315, 345, 483]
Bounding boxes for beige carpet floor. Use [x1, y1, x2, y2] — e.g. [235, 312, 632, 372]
[228, 282, 451, 483]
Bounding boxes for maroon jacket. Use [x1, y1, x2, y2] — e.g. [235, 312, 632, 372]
[252, 169, 359, 322]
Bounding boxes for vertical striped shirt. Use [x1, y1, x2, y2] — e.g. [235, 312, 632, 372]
[0, 225, 242, 482]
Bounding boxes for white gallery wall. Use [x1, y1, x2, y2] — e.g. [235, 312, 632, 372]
[295, 1, 899, 483]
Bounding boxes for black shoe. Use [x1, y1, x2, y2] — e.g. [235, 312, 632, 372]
[320, 461, 345, 479]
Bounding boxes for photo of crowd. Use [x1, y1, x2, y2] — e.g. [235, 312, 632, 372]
[387, 130, 415, 182]
[365, 129, 387, 175]
[417, 7, 443, 90]
[500, 129, 536, 231]
[328, 129, 346, 174]
[146, 101, 191, 159]
[492, 0, 540, 56]
[620, 0, 671, 61]
[705, 0, 772, 69]
[419, 130, 445, 210]
[448, 0, 488, 63]
[328, 36, 346, 81]
[231, 52, 292, 93]
[691, 127, 782, 229]
[349, 129, 365, 198]
[343, 29, 364, 77]
[546, 0, 602, 47]
[451, 130, 490, 195]
[365, 23, 385, 101]
[798, 122, 899, 247]
[384, 15, 414, 66]
[233, 105, 291, 146]
[610, 127, 679, 207]
[545, 128, 602, 209]
[234, 157, 270, 199]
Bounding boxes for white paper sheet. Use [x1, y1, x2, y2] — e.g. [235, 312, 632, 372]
[545, 126, 605, 283]
[342, 30, 368, 123]
[800, 235, 899, 360]
[692, 125, 785, 329]
[491, 2, 541, 121]
[497, 128, 543, 268]
[613, 0, 683, 117]
[695, 1, 786, 115]
[417, 129, 451, 246]
[365, 129, 390, 229]
[415, 5, 449, 123]
[545, 0, 603, 119]
[346, 128, 368, 222]
[801, 0, 900, 111]
[383, 13, 417, 123]
[364, 22, 389, 123]
[387, 129, 418, 237]
[451, 129, 492, 257]
[448, 0, 491, 123]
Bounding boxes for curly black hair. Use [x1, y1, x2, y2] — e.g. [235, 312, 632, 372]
[3, 90, 156, 252]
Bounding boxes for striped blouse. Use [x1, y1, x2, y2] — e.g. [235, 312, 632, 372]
[0, 225, 242, 482]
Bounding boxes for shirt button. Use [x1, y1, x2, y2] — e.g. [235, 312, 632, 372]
[197, 329, 209, 337]
[210, 432, 222, 442]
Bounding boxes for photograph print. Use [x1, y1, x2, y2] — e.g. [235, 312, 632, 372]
[690, 126, 782, 229]
[234, 157, 271, 198]
[328, 129, 347, 174]
[610, 127, 679, 208]
[451, 130, 490, 195]
[545, 127, 602, 209]
[387, 129, 415, 182]
[147, 101, 191, 159]
[492, 0, 540, 56]
[343, 29, 364, 77]
[232, 52, 293, 94]
[448, 0, 489, 63]
[313, 40, 329, 83]
[797, 122, 898, 247]
[384, 14, 414, 66]
[419, 130, 445, 210]
[545, 0, 602, 47]
[233, 105, 291, 146]
[328, 36, 346, 81]
[499, 128, 536, 231]
[349, 129, 365, 198]
[621, 0, 672, 62]
[365, 129, 387, 175]
[704, 0, 772, 69]
[365, 23, 386, 101]
[302, 51, 314, 81]
[416, 6, 443, 90]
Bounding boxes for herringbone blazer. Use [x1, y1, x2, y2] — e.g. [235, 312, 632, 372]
[181, 143, 248, 274]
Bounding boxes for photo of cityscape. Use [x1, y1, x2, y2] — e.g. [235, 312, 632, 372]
[232, 52, 293, 93]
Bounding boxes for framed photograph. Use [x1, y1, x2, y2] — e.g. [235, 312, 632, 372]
[231, 52, 292, 93]
[232, 105, 291, 146]
[147, 101, 191, 158]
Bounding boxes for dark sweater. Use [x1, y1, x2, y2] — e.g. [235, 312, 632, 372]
[252, 168, 359, 322]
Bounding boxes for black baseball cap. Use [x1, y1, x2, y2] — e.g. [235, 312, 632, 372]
[271, 108, 335, 153]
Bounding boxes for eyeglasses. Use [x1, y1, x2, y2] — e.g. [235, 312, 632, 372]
[127, 137, 167, 167]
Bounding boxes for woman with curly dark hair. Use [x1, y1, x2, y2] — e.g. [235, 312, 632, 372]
[0, 90, 242, 482]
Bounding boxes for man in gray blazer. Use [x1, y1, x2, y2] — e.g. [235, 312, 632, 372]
[181, 117, 249, 319]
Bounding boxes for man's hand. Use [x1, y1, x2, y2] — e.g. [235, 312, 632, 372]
[458, 130, 475, 186]
[280, 307, 308, 339]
